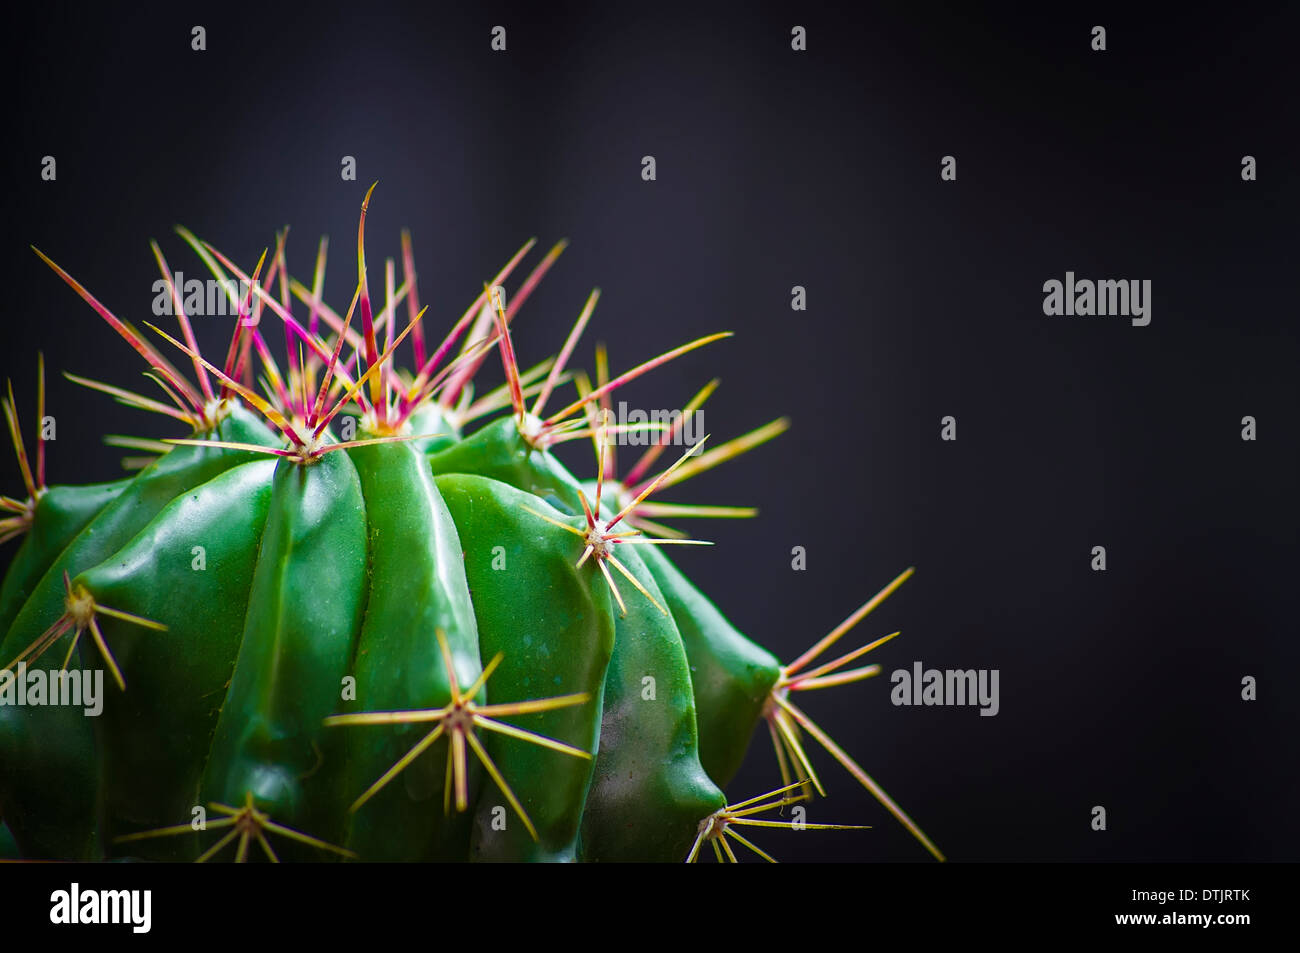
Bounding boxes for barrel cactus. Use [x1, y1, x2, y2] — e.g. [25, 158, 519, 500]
[0, 187, 942, 863]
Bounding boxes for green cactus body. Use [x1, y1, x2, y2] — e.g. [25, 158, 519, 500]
[580, 478, 780, 789]
[636, 543, 781, 788]
[0, 479, 129, 636]
[0, 685, 99, 858]
[429, 416, 586, 516]
[0, 475, 122, 855]
[436, 473, 614, 862]
[3, 406, 276, 652]
[200, 450, 368, 855]
[85, 459, 277, 860]
[0, 409, 278, 858]
[341, 439, 481, 861]
[579, 544, 726, 861]
[0, 199, 943, 863]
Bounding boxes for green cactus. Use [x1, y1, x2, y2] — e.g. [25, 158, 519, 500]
[0, 187, 943, 863]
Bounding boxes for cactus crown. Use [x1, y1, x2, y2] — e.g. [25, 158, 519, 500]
[0, 186, 941, 863]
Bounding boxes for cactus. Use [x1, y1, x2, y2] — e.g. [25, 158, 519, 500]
[0, 187, 943, 863]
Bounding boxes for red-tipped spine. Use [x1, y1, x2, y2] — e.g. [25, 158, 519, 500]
[532, 288, 600, 420]
[401, 229, 425, 371]
[357, 183, 382, 417]
[31, 247, 202, 415]
[150, 242, 214, 404]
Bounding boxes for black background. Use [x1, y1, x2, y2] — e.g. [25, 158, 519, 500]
[3, 2, 1296, 863]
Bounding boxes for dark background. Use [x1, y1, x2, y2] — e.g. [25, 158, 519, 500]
[3, 2, 1296, 862]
